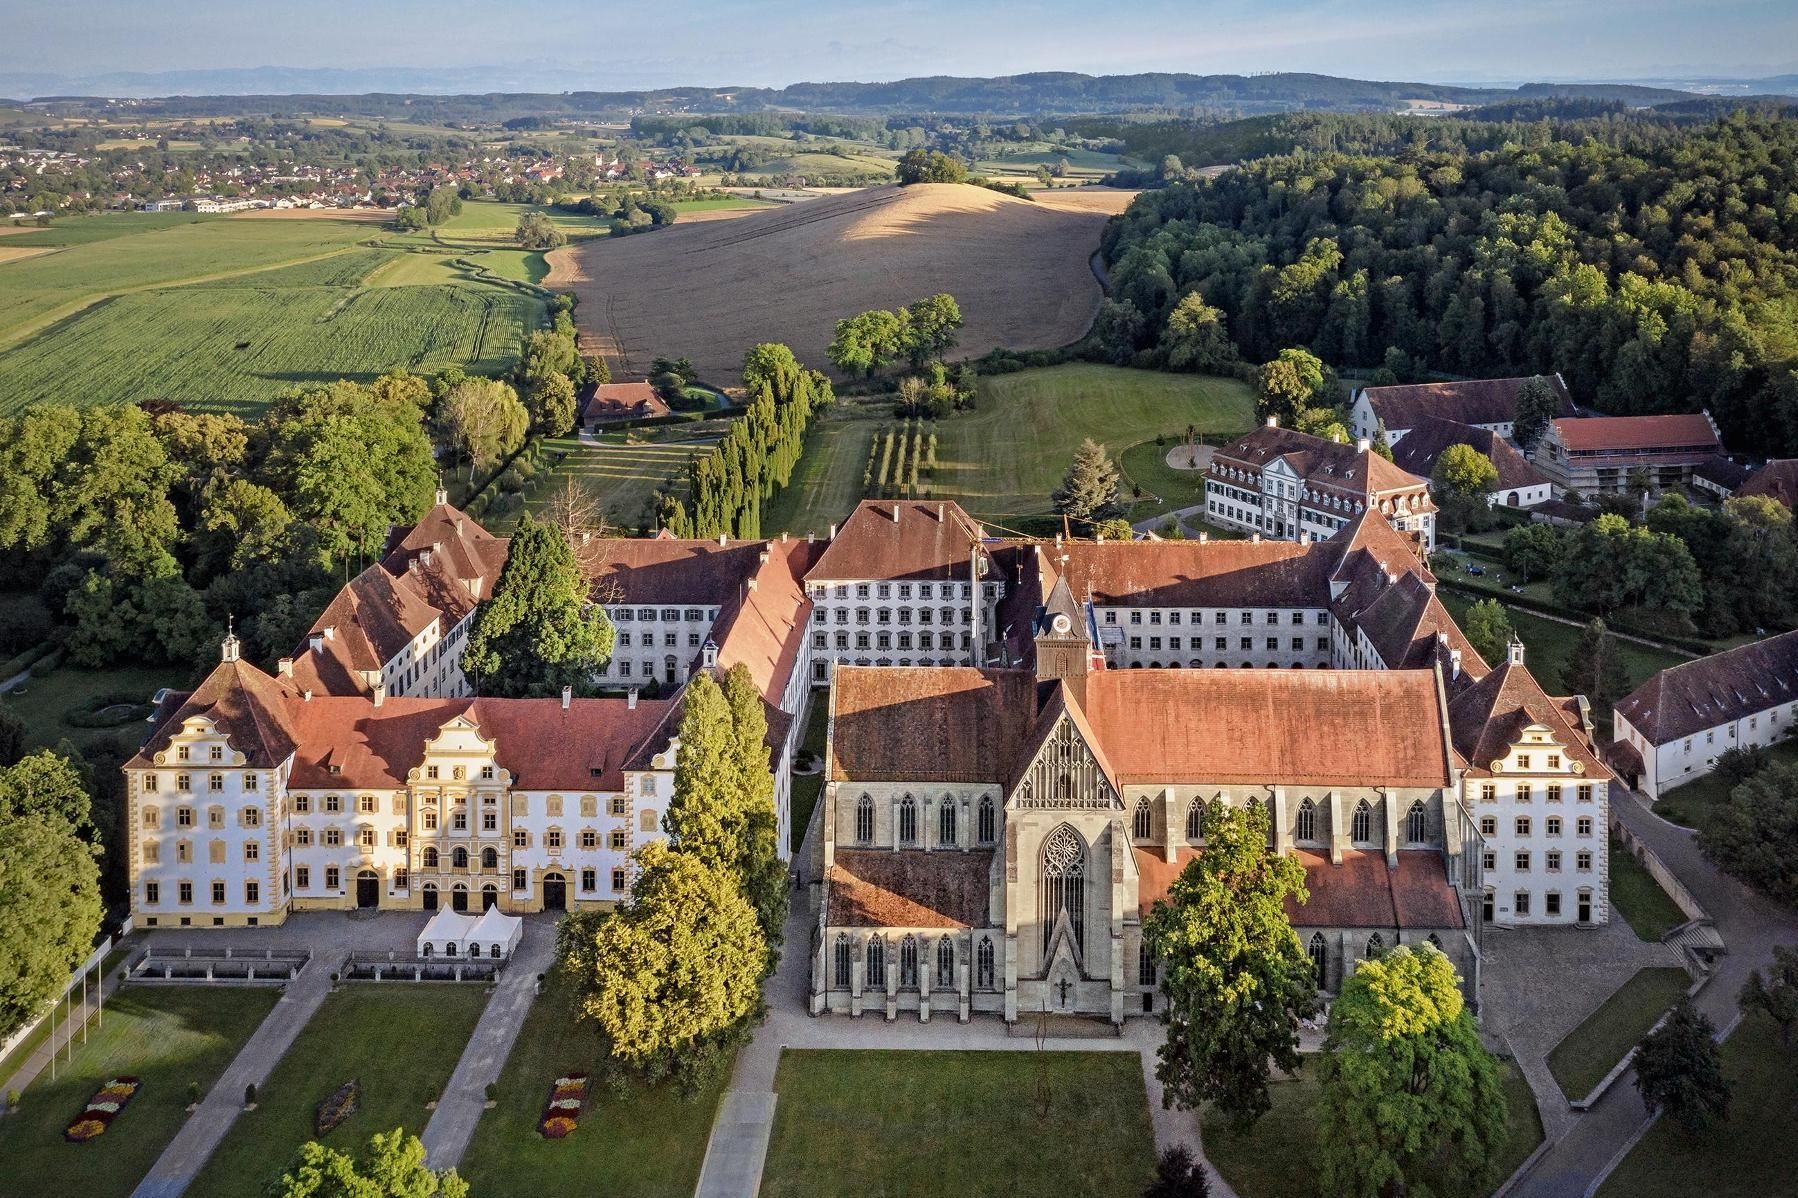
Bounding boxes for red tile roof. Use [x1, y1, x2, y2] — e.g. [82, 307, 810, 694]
[1024, 538, 1334, 610]
[587, 538, 768, 607]
[710, 537, 820, 705]
[827, 849, 994, 928]
[1211, 425, 1430, 501]
[131, 658, 300, 770]
[1448, 659, 1610, 780]
[1389, 416, 1549, 493]
[1613, 629, 1798, 745]
[1360, 375, 1575, 431]
[1135, 847, 1464, 929]
[1737, 459, 1798, 509]
[1551, 413, 1720, 453]
[828, 667, 1043, 783]
[584, 382, 669, 423]
[807, 500, 986, 582]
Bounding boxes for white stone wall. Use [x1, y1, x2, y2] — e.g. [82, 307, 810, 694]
[1620, 700, 1798, 800]
[1466, 732, 1608, 926]
[807, 578, 1001, 685]
[598, 604, 720, 688]
[1095, 605, 1333, 669]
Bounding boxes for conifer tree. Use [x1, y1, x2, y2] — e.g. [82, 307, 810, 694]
[1052, 438, 1122, 526]
[1560, 618, 1630, 706]
[1634, 996, 1730, 1134]
[462, 516, 614, 697]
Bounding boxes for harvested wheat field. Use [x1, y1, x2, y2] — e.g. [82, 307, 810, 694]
[548, 183, 1131, 385]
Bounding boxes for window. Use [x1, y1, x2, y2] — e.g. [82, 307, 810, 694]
[242, 807, 261, 828]
[834, 934, 852, 988]
[178, 806, 194, 827]
[325, 866, 341, 890]
[1547, 850, 1562, 871]
[423, 847, 439, 868]
[856, 795, 874, 845]
[1515, 816, 1532, 836]
[1482, 850, 1497, 871]
[512, 868, 527, 890]
[481, 847, 498, 869]
[581, 868, 596, 892]
[1547, 754, 1561, 769]
[142, 806, 160, 828]
[1480, 815, 1497, 837]
[1547, 783, 1563, 803]
[394, 869, 408, 890]
[1365, 932, 1384, 959]
[1041, 825, 1087, 958]
[244, 841, 259, 862]
[867, 936, 886, 987]
[1577, 784, 1594, 803]
[482, 811, 497, 832]
[324, 794, 341, 813]
[978, 796, 996, 845]
[1515, 851, 1531, 871]
[513, 830, 528, 849]
[208, 744, 223, 762]
[1351, 800, 1373, 844]
[144, 841, 161, 865]
[1546, 816, 1563, 836]
[424, 809, 438, 831]
[1186, 800, 1203, 841]
[244, 773, 257, 792]
[1517, 755, 1531, 770]
[178, 880, 194, 904]
[1406, 802, 1426, 843]
[547, 830, 563, 851]
[611, 867, 627, 891]
[610, 796, 628, 816]
[1139, 937, 1156, 986]
[936, 937, 955, 988]
[245, 881, 260, 905]
[1577, 817, 1593, 836]
[1479, 783, 1496, 803]
[581, 830, 598, 850]
[609, 830, 627, 850]
[1545, 891, 1562, 917]
[1514, 890, 1531, 916]
[145, 881, 160, 905]
[427, 765, 440, 780]
[938, 800, 956, 847]
[1309, 933, 1327, 985]
[294, 869, 309, 890]
[451, 846, 468, 868]
[359, 794, 377, 813]
[1133, 798, 1152, 840]
[898, 797, 918, 846]
[900, 936, 919, 988]
[1516, 783, 1533, 804]
[359, 828, 376, 849]
[1296, 799, 1316, 842]
[977, 938, 995, 989]
[1577, 850, 1593, 871]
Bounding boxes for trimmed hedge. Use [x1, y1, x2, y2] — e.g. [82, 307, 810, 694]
[65, 691, 157, 728]
[0, 641, 56, 681]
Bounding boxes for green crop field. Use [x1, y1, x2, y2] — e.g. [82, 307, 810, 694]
[975, 146, 1136, 176]
[437, 200, 615, 240]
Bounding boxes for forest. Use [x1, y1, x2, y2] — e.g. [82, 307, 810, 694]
[1098, 112, 1798, 453]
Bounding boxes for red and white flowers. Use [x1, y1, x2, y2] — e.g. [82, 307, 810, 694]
[64, 1076, 140, 1142]
[537, 1072, 590, 1139]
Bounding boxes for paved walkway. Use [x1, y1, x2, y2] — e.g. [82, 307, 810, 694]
[693, 908, 1239, 1198]
[131, 962, 335, 1198]
[0, 949, 134, 1106]
[421, 920, 557, 1169]
[1508, 788, 1798, 1198]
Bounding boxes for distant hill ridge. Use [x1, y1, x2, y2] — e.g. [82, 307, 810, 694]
[1, 68, 1719, 114]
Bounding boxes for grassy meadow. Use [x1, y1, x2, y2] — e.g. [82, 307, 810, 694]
[500, 426, 727, 534]
[1546, 967, 1691, 1102]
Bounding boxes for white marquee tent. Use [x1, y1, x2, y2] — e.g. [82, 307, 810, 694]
[417, 907, 523, 960]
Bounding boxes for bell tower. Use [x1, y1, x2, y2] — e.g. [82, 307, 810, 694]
[1034, 574, 1091, 704]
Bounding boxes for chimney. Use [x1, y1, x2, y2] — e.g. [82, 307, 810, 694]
[561, 685, 572, 710]
[782, 531, 790, 542]
[891, 503, 901, 522]
[746, 577, 758, 591]
[1299, 531, 1310, 546]
[1356, 437, 1372, 453]
[1198, 532, 1207, 543]
[1251, 533, 1261, 543]
[937, 503, 945, 521]
[373, 679, 386, 708]
[323, 626, 335, 641]
[309, 633, 324, 654]
[828, 523, 838, 539]
[758, 549, 770, 566]
[718, 533, 728, 546]
[303, 689, 313, 702]
[1450, 649, 1462, 680]
[806, 532, 815, 543]
[1265, 416, 1278, 428]
[277, 657, 293, 677]
[627, 687, 639, 710]
[581, 531, 592, 544]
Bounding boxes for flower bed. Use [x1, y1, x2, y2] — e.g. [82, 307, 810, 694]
[64, 1076, 140, 1142]
[537, 1072, 590, 1139]
[316, 1079, 360, 1136]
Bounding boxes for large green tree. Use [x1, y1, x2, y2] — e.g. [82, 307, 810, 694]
[561, 842, 765, 1090]
[1698, 763, 1798, 905]
[895, 149, 967, 184]
[902, 293, 963, 368]
[0, 750, 94, 840]
[1461, 599, 1513, 667]
[1634, 996, 1730, 1135]
[1052, 438, 1122, 527]
[462, 516, 614, 697]
[0, 812, 103, 1041]
[1511, 376, 1560, 454]
[1559, 618, 1631, 707]
[1317, 944, 1507, 1198]
[721, 665, 788, 960]
[1502, 523, 1565, 582]
[440, 378, 528, 483]
[1161, 294, 1236, 373]
[270, 1127, 466, 1198]
[1144, 799, 1316, 1128]
[1254, 348, 1332, 427]
[1738, 945, 1798, 1047]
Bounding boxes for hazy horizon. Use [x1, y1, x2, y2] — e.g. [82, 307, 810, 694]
[6, 0, 1796, 97]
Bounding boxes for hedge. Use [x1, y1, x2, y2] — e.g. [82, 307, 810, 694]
[0, 641, 56, 681]
[1436, 579, 1713, 657]
[64, 691, 158, 728]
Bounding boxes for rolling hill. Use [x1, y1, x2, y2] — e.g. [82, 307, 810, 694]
[547, 183, 1132, 386]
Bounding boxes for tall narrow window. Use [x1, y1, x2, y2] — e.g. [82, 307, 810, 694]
[1185, 800, 1203, 841]
[1138, 936, 1156, 986]
[898, 797, 918, 846]
[900, 936, 918, 988]
[976, 937, 995, 989]
[867, 936, 886, 987]
[1352, 800, 1373, 844]
[1297, 798, 1317, 842]
[834, 934, 851, 988]
[1365, 932, 1384, 959]
[1041, 825, 1087, 959]
[1406, 801, 1427, 844]
[1309, 933, 1327, 986]
[856, 794, 874, 845]
[978, 796, 995, 845]
[1133, 798, 1152, 840]
[939, 799, 957, 848]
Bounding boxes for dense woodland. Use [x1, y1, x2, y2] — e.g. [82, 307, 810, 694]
[1098, 113, 1798, 453]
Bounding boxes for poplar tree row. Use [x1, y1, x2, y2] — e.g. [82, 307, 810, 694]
[655, 343, 832, 539]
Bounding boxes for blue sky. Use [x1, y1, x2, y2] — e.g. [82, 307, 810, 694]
[6, 0, 1796, 87]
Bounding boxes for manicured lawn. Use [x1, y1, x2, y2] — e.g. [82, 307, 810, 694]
[1653, 739, 1798, 830]
[510, 426, 725, 534]
[0, 986, 279, 1198]
[1118, 437, 1207, 513]
[1205, 1056, 1541, 1198]
[759, 403, 883, 537]
[459, 977, 723, 1198]
[761, 1049, 1155, 1197]
[789, 694, 830, 854]
[1546, 967, 1690, 1102]
[1596, 1013, 1798, 1198]
[1608, 835, 1689, 940]
[184, 984, 487, 1198]
[0, 663, 189, 753]
[945, 364, 1255, 534]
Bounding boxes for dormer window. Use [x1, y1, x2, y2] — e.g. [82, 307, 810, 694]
[209, 745, 223, 761]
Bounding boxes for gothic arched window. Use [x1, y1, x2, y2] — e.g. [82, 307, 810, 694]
[1138, 935, 1156, 986]
[976, 937, 995, 989]
[936, 937, 955, 988]
[1407, 801, 1427, 844]
[1365, 932, 1384, 959]
[1309, 932, 1327, 986]
[867, 935, 886, 985]
[833, 933, 851, 988]
[939, 799, 957, 848]
[1296, 798, 1316, 843]
[900, 935, 919, 988]
[1042, 825, 1087, 958]
[1185, 799, 1203, 841]
[978, 795, 996, 845]
[898, 796, 918, 846]
[1352, 800, 1373, 844]
[1133, 797, 1152, 840]
[856, 794, 874, 845]
[1426, 932, 1443, 951]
